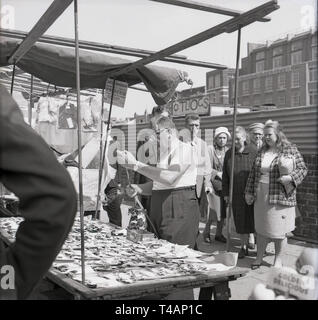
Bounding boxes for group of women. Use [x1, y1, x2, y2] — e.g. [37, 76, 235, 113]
[203, 120, 308, 269]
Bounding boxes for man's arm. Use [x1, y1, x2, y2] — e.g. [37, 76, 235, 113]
[135, 162, 190, 186]
[118, 150, 191, 186]
[127, 182, 153, 196]
[0, 85, 77, 299]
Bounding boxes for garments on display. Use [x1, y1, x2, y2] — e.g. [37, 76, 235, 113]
[58, 102, 78, 129]
[36, 96, 60, 123]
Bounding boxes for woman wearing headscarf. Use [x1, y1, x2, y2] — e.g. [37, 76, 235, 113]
[245, 120, 307, 269]
[223, 126, 257, 258]
[203, 127, 230, 243]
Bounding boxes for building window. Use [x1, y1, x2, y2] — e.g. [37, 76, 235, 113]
[277, 73, 286, 90]
[278, 95, 286, 105]
[291, 71, 300, 88]
[207, 76, 214, 89]
[273, 56, 283, 69]
[291, 51, 302, 65]
[253, 97, 261, 106]
[253, 78, 260, 93]
[256, 51, 265, 60]
[312, 46, 317, 61]
[265, 96, 273, 104]
[273, 46, 283, 56]
[242, 81, 249, 95]
[265, 76, 273, 92]
[291, 93, 300, 107]
[214, 74, 221, 88]
[309, 65, 317, 82]
[256, 60, 265, 72]
[210, 92, 217, 103]
[309, 90, 318, 105]
[291, 40, 302, 51]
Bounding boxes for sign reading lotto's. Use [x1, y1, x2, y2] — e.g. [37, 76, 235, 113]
[169, 94, 210, 117]
[104, 79, 128, 108]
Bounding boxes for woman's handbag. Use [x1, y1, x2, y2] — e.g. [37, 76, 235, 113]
[278, 155, 295, 196]
[278, 155, 295, 175]
[211, 176, 222, 197]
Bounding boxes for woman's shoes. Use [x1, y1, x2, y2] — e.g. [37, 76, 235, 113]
[247, 243, 256, 250]
[203, 234, 212, 243]
[251, 261, 262, 270]
[238, 247, 245, 259]
[214, 234, 227, 243]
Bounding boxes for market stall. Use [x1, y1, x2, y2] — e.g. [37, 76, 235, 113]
[0, 217, 247, 300]
[0, 0, 279, 299]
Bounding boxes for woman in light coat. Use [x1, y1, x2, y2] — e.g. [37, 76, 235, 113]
[245, 120, 307, 269]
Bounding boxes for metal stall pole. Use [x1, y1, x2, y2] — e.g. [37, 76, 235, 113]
[95, 79, 116, 219]
[94, 89, 105, 220]
[28, 75, 34, 126]
[74, 0, 85, 285]
[226, 26, 242, 252]
[10, 63, 16, 95]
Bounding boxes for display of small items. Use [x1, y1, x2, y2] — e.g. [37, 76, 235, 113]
[127, 206, 147, 230]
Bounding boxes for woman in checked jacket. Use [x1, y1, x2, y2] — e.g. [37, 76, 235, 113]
[245, 120, 307, 270]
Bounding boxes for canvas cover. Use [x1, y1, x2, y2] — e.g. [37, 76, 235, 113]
[0, 37, 188, 105]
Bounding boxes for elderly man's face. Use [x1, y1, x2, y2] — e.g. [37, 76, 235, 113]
[251, 130, 264, 145]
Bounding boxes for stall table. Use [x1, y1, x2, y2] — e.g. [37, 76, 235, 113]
[0, 217, 248, 300]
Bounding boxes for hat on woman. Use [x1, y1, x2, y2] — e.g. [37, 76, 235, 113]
[214, 127, 231, 139]
[248, 123, 264, 134]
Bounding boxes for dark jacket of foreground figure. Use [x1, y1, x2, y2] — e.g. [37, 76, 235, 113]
[0, 84, 77, 299]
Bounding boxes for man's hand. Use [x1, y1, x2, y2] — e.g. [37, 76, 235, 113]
[245, 194, 255, 205]
[126, 184, 142, 198]
[205, 186, 214, 194]
[277, 175, 292, 186]
[117, 150, 137, 169]
[216, 171, 222, 179]
[224, 196, 229, 206]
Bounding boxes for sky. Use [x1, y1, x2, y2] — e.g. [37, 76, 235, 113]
[1, 0, 317, 118]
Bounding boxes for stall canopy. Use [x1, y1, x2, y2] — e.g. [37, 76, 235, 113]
[0, 37, 189, 105]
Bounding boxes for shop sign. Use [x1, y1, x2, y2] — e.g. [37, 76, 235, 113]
[104, 79, 128, 108]
[267, 267, 317, 300]
[170, 94, 210, 117]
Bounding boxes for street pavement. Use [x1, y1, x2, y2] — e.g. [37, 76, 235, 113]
[117, 203, 318, 300]
[195, 222, 317, 300]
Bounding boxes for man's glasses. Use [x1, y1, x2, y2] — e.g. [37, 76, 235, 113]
[155, 128, 168, 136]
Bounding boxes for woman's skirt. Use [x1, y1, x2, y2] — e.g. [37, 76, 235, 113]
[254, 182, 295, 239]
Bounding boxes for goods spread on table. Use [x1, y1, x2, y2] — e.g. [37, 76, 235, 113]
[0, 217, 236, 289]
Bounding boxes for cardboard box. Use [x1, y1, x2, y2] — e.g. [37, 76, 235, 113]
[126, 229, 155, 243]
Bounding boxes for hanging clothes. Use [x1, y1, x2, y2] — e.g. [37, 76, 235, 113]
[58, 101, 78, 129]
[36, 96, 59, 124]
[82, 96, 99, 132]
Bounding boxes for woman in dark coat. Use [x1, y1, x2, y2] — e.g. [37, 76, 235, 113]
[222, 126, 257, 259]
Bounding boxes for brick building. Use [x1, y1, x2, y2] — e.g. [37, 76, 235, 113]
[229, 29, 317, 109]
[206, 68, 235, 105]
